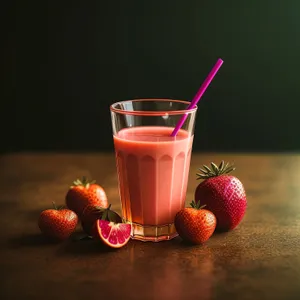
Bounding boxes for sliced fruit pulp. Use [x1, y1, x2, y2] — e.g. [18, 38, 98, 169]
[97, 220, 131, 248]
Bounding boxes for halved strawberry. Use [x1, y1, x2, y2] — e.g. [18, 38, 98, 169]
[92, 220, 131, 249]
[81, 204, 122, 236]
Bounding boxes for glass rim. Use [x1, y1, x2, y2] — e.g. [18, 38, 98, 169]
[110, 99, 198, 116]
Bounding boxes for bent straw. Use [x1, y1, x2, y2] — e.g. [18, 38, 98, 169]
[171, 58, 224, 137]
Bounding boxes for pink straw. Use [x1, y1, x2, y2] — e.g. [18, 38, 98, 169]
[171, 58, 224, 137]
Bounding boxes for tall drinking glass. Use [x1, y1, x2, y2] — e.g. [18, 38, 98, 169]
[110, 99, 197, 242]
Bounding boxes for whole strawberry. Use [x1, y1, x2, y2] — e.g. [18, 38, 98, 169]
[38, 202, 78, 241]
[194, 161, 247, 231]
[66, 176, 108, 218]
[81, 204, 122, 236]
[175, 200, 216, 244]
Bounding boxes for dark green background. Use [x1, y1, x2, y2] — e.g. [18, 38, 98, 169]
[3, 1, 300, 152]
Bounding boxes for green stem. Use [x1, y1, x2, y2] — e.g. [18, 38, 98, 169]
[52, 201, 58, 210]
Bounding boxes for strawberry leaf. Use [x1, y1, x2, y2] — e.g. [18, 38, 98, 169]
[219, 160, 225, 170]
[101, 210, 108, 220]
[71, 176, 97, 188]
[211, 162, 219, 174]
[72, 233, 93, 241]
[190, 200, 206, 210]
[196, 161, 236, 180]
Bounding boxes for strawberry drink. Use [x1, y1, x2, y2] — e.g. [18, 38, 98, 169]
[114, 127, 193, 232]
[110, 99, 197, 242]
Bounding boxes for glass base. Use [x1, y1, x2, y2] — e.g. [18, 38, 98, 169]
[124, 220, 178, 242]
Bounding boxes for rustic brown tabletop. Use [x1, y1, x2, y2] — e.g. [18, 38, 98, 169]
[1, 153, 300, 300]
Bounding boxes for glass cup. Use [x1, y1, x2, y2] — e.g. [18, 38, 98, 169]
[110, 99, 197, 242]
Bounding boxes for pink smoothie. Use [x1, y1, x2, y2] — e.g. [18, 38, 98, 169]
[113, 126, 193, 226]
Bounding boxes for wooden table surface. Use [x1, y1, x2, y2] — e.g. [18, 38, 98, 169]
[1, 153, 300, 300]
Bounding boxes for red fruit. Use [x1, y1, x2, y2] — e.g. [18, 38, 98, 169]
[38, 202, 78, 241]
[194, 161, 247, 231]
[92, 219, 131, 249]
[174, 200, 216, 244]
[81, 204, 122, 236]
[65, 176, 108, 218]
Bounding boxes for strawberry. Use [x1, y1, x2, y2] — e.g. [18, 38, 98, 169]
[92, 220, 131, 249]
[38, 202, 78, 241]
[194, 161, 247, 231]
[65, 176, 108, 218]
[81, 204, 122, 236]
[174, 200, 216, 244]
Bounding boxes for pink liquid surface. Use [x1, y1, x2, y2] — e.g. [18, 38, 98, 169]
[113, 126, 193, 226]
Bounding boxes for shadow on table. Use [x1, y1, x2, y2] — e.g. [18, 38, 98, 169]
[8, 232, 116, 255]
[8, 230, 230, 256]
[58, 234, 116, 255]
[8, 233, 60, 247]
